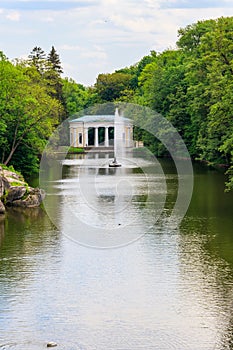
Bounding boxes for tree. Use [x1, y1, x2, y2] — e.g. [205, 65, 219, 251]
[0, 57, 62, 174]
[28, 46, 47, 74]
[177, 17, 233, 188]
[47, 46, 63, 74]
[95, 72, 132, 102]
[62, 78, 91, 116]
[138, 50, 192, 155]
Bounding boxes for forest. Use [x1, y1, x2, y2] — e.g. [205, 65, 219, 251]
[0, 16, 233, 190]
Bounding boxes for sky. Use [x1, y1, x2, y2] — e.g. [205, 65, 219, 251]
[1, 0, 233, 86]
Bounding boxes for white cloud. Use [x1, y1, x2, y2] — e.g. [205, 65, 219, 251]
[6, 11, 21, 21]
[41, 16, 54, 22]
[157, 0, 227, 8]
[80, 47, 107, 60]
[59, 44, 82, 51]
[59, 44, 107, 60]
[2, 0, 233, 85]
[110, 15, 156, 33]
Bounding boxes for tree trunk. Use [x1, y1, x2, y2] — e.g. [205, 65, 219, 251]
[3, 145, 18, 166]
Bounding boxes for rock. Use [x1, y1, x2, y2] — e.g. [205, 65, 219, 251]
[11, 188, 45, 208]
[2, 169, 24, 182]
[0, 200, 5, 214]
[6, 186, 27, 204]
[0, 167, 45, 211]
[0, 177, 4, 197]
[2, 177, 10, 191]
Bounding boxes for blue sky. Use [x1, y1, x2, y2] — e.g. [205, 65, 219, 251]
[1, 0, 233, 86]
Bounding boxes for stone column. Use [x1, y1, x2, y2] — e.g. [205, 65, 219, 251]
[127, 127, 131, 147]
[105, 127, 109, 147]
[95, 127, 99, 147]
[130, 126, 133, 147]
[73, 129, 77, 147]
[70, 128, 73, 146]
[85, 128, 89, 147]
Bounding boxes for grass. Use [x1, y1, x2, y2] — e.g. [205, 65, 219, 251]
[68, 147, 84, 154]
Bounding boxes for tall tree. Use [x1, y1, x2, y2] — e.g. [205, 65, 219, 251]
[45, 46, 66, 121]
[47, 46, 63, 74]
[28, 46, 47, 74]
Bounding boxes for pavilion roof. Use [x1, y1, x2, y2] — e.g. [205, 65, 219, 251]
[69, 115, 132, 124]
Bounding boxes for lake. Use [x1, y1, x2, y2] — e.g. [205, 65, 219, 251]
[0, 154, 233, 350]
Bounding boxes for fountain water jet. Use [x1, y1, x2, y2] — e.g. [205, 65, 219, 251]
[109, 108, 123, 167]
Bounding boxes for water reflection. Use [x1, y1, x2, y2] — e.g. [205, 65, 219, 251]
[0, 217, 4, 247]
[43, 153, 167, 248]
[179, 163, 233, 350]
[0, 158, 233, 349]
[0, 207, 59, 285]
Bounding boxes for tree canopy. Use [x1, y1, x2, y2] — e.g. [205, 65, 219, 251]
[0, 17, 233, 190]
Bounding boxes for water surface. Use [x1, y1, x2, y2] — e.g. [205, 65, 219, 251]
[0, 158, 233, 349]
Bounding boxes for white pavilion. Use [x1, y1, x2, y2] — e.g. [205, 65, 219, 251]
[69, 110, 133, 148]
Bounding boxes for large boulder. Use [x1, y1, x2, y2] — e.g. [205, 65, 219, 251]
[6, 186, 27, 204]
[2, 168, 25, 184]
[11, 188, 45, 208]
[0, 166, 45, 213]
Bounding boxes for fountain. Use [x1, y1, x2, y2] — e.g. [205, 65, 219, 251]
[109, 108, 123, 167]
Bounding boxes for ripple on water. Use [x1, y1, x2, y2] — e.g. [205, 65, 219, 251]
[132, 331, 193, 350]
[0, 341, 84, 350]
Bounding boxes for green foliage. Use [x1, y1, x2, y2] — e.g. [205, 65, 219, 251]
[68, 147, 84, 154]
[0, 52, 62, 175]
[0, 46, 98, 177]
[95, 72, 133, 102]
[28, 46, 65, 121]
[135, 17, 233, 189]
[28, 46, 47, 74]
[1, 17, 233, 190]
[62, 78, 91, 116]
[48, 46, 63, 74]
[225, 166, 233, 191]
[0, 163, 24, 180]
[9, 181, 25, 187]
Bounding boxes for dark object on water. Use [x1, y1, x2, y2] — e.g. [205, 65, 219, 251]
[109, 157, 121, 168]
[47, 342, 57, 347]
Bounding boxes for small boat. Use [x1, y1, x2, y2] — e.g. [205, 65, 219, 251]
[109, 157, 121, 167]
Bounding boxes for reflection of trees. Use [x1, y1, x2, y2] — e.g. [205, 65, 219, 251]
[0, 207, 59, 283]
[177, 162, 233, 349]
[0, 216, 4, 246]
[179, 216, 233, 349]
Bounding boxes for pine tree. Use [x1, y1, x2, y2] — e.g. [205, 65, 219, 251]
[47, 46, 63, 74]
[28, 46, 46, 74]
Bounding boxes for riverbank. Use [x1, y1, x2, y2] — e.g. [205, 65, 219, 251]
[0, 165, 45, 214]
